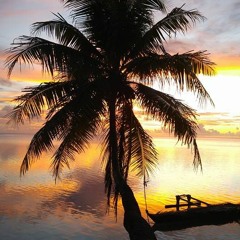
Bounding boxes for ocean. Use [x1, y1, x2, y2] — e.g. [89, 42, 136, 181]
[0, 134, 239, 239]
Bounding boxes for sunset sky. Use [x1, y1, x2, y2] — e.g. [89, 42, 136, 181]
[0, 0, 239, 137]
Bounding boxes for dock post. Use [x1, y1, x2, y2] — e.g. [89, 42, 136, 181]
[176, 195, 180, 211]
[186, 194, 191, 209]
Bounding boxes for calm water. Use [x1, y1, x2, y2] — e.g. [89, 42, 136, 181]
[0, 134, 239, 239]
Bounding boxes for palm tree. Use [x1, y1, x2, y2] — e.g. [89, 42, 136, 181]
[6, 1, 215, 239]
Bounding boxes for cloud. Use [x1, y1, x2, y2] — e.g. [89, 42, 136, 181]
[0, 104, 43, 135]
[163, 0, 240, 64]
[198, 123, 240, 138]
[0, 0, 64, 18]
[197, 111, 240, 137]
[50, 168, 107, 217]
[0, 78, 11, 87]
[0, 0, 66, 51]
[145, 110, 240, 138]
[0, 105, 12, 117]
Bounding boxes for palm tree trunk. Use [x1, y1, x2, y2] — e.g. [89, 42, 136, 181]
[109, 99, 156, 240]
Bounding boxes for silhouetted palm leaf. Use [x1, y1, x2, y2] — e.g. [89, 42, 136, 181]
[125, 51, 215, 105]
[7, 81, 74, 124]
[135, 83, 202, 168]
[126, 112, 158, 178]
[32, 13, 101, 57]
[128, 5, 205, 58]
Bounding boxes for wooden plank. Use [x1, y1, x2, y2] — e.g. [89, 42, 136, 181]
[165, 202, 201, 209]
[190, 196, 210, 206]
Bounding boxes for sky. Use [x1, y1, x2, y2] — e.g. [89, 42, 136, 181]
[0, 0, 239, 137]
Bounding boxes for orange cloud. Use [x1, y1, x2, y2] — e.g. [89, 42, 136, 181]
[212, 54, 240, 76]
[2, 58, 52, 83]
[197, 112, 240, 136]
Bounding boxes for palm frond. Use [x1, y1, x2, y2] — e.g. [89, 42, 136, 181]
[125, 110, 158, 178]
[141, 0, 167, 12]
[114, 101, 158, 179]
[104, 152, 113, 209]
[102, 100, 158, 201]
[155, 5, 204, 39]
[165, 51, 215, 105]
[128, 0, 167, 30]
[20, 97, 78, 175]
[20, 80, 105, 177]
[102, 138, 121, 216]
[193, 139, 202, 171]
[125, 51, 215, 105]
[62, 0, 95, 19]
[157, 5, 205, 36]
[129, 5, 205, 57]
[31, 13, 101, 57]
[186, 50, 215, 74]
[51, 114, 96, 179]
[135, 83, 197, 138]
[63, 0, 160, 59]
[135, 83, 202, 168]
[101, 116, 119, 213]
[51, 89, 105, 179]
[7, 81, 74, 125]
[6, 36, 92, 77]
[20, 130, 54, 176]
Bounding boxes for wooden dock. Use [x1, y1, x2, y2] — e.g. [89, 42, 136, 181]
[165, 194, 210, 211]
[147, 203, 240, 231]
[146, 194, 240, 231]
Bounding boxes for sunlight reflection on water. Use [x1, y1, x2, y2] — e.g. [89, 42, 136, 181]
[0, 134, 239, 239]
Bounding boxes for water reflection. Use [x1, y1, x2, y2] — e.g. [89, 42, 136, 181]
[0, 135, 128, 239]
[0, 134, 239, 239]
[42, 170, 107, 217]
